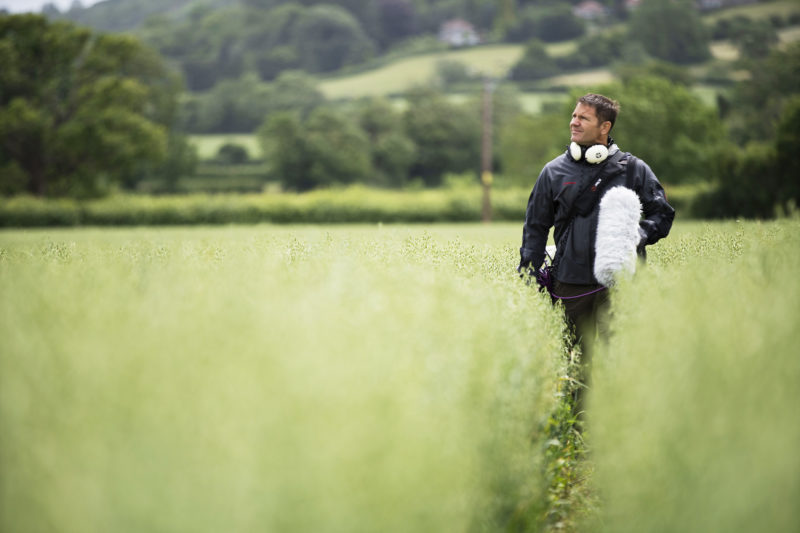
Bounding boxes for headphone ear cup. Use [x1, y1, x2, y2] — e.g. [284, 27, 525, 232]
[585, 144, 609, 164]
[569, 142, 583, 162]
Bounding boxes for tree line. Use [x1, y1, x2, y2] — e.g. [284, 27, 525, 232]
[1, 3, 799, 218]
[0, 14, 195, 197]
[50, 0, 800, 97]
[52, 0, 597, 93]
[0, 11, 721, 197]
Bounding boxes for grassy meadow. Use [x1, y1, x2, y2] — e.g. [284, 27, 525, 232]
[586, 219, 800, 532]
[0, 224, 567, 532]
[1, 219, 799, 532]
[318, 44, 525, 100]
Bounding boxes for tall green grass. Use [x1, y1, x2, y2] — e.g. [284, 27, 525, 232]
[0, 225, 567, 532]
[586, 219, 800, 532]
[4, 220, 797, 532]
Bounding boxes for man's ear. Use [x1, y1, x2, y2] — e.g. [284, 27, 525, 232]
[600, 121, 612, 136]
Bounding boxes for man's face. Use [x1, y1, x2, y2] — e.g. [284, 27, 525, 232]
[570, 102, 610, 146]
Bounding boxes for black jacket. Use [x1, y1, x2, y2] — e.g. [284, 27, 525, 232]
[520, 147, 675, 284]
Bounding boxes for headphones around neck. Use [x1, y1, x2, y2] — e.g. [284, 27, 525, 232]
[568, 141, 611, 164]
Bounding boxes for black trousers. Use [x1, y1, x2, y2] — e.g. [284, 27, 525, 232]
[552, 280, 610, 343]
[552, 280, 611, 420]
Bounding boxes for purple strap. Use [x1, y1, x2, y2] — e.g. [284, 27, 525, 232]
[550, 286, 607, 300]
[535, 265, 607, 300]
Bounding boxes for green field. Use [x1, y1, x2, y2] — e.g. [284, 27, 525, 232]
[0, 224, 566, 532]
[2, 220, 799, 531]
[704, 0, 800, 23]
[586, 219, 800, 532]
[319, 44, 526, 99]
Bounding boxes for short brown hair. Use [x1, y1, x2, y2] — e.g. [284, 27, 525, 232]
[578, 93, 620, 130]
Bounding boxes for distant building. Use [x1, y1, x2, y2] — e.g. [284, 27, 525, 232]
[573, 0, 609, 20]
[438, 19, 480, 47]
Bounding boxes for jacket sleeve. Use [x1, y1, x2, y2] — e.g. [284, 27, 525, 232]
[520, 167, 555, 270]
[632, 158, 675, 245]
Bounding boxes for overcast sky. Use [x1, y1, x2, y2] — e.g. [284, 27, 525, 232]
[1, 0, 102, 13]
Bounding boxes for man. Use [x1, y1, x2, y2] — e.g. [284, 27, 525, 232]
[518, 93, 674, 417]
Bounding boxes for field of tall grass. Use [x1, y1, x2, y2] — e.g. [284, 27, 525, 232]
[2, 219, 798, 532]
[0, 224, 567, 532]
[585, 219, 800, 532]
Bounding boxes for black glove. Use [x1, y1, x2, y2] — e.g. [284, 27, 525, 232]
[637, 227, 648, 259]
[518, 248, 535, 277]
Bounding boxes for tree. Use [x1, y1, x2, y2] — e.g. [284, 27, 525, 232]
[587, 76, 724, 185]
[291, 4, 375, 73]
[693, 46, 800, 219]
[536, 4, 584, 43]
[435, 59, 474, 87]
[305, 107, 372, 186]
[258, 107, 372, 191]
[774, 95, 800, 210]
[180, 70, 324, 134]
[506, 4, 584, 43]
[41, 3, 61, 17]
[134, 132, 198, 193]
[147, 6, 248, 91]
[258, 112, 313, 191]
[498, 110, 566, 187]
[242, 4, 305, 80]
[696, 92, 800, 219]
[403, 87, 481, 186]
[725, 42, 800, 144]
[509, 39, 560, 81]
[693, 142, 779, 219]
[375, 0, 418, 49]
[556, 30, 627, 71]
[629, 0, 711, 64]
[0, 15, 181, 197]
[265, 70, 326, 120]
[255, 46, 300, 81]
[616, 61, 694, 87]
[356, 98, 415, 186]
[729, 17, 779, 61]
[184, 74, 272, 133]
[216, 143, 249, 165]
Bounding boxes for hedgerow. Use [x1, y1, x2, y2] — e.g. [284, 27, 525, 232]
[0, 182, 703, 227]
[0, 187, 534, 227]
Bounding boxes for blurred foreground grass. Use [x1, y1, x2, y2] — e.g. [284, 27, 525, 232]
[3, 220, 799, 532]
[0, 224, 566, 532]
[588, 219, 800, 532]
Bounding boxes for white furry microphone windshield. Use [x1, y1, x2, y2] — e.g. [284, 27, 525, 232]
[594, 186, 642, 287]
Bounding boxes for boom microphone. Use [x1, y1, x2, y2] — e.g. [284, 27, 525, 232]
[594, 186, 642, 287]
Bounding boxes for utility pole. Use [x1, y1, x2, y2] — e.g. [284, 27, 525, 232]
[481, 77, 494, 223]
